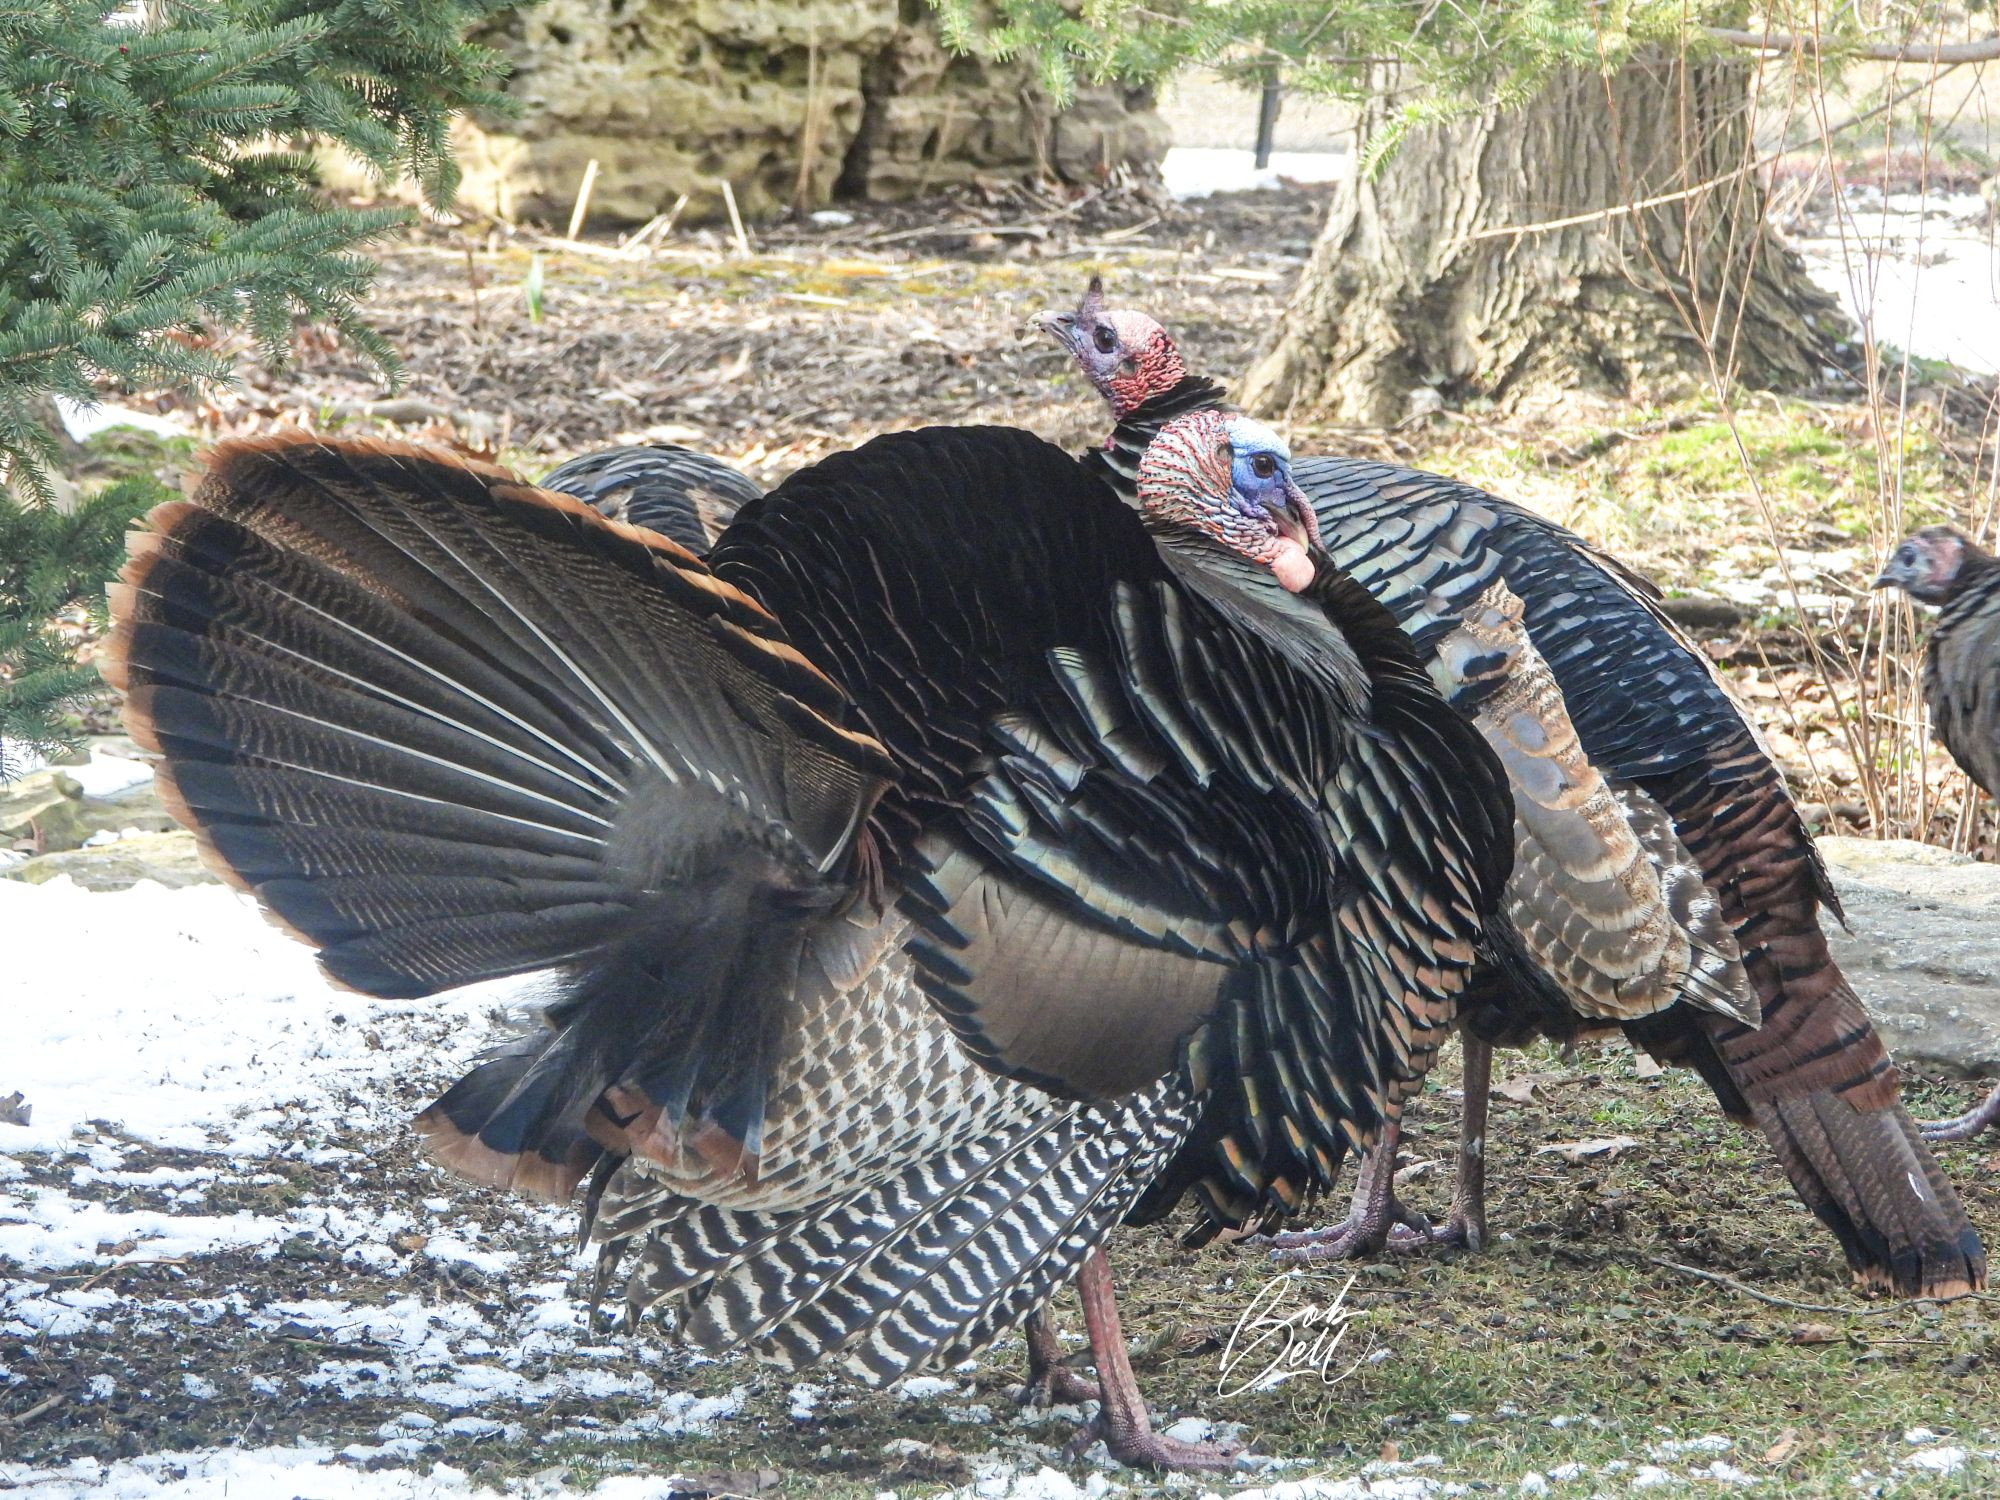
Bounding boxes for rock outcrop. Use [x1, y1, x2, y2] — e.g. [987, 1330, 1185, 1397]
[1820, 836, 2000, 1082]
[455, 0, 1170, 225]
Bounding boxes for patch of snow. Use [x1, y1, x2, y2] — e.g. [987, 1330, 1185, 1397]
[1903, 1427, 1941, 1445]
[0, 1189, 297, 1274]
[53, 395, 190, 442]
[1162, 146, 1346, 200]
[0, 879, 540, 1164]
[1903, 1446, 1968, 1475]
[1649, 1435, 1732, 1460]
[1797, 190, 2000, 375]
[897, 1374, 958, 1401]
[0, 1452, 657, 1499]
[65, 748, 156, 799]
[788, 1381, 825, 1420]
[1700, 1462, 1759, 1486]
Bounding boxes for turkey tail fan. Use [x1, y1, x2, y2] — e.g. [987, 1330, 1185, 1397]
[540, 443, 762, 555]
[104, 435, 894, 1200]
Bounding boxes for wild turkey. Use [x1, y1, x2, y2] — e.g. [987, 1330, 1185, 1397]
[1040, 281, 1987, 1297]
[104, 415, 1510, 1468]
[540, 443, 761, 553]
[1874, 525, 2000, 1144]
[535, 441, 1108, 1409]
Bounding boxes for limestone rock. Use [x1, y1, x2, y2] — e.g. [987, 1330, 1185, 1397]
[1, 763, 173, 856]
[4, 831, 217, 892]
[1819, 836, 2000, 1081]
[455, 1, 1169, 225]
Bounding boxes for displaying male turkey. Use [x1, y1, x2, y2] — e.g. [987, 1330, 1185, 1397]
[540, 442, 762, 553]
[537, 439, 1105, 1411]
[1039, 280, 1986, 1297]
[1873, 524, 2000, 1144]
[104, 413, 1511, 1468]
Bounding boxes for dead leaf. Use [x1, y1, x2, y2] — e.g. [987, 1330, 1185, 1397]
[1789, 1323, 1839, 1345]
[1535, 1135, 1640, 1162]
[1392, 1157, 1442, 1187]
[1492, 1075, 1543, 1104]
[1762, 1428, 1801, 1463]
[0, 1091, 29, 1127]
[1631, 1054, 1666, 1079]
[1379, 1441, 1401, 1464]
[392, 1233, 429, 1254]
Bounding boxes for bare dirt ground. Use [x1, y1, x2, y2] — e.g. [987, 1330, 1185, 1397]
[7, 179, 2000, 1497]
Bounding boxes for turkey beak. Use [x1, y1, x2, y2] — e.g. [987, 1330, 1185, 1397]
[1036, 309, 1081, 353]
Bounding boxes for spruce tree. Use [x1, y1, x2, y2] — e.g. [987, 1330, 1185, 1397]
[0, 0, 515, 767]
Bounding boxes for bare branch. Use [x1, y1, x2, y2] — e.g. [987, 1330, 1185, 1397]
[1704, 27, 2000, 65]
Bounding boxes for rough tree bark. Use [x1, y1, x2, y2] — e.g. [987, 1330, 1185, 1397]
[1239, 51, 1846, 426]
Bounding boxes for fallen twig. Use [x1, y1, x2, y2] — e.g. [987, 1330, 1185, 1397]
[1, 1391, 66, 1427]
[565, 158, 600, 242]
[721, 180, 751, 257]
[1649, 1256, 2000, 1315]
[70, 1255, 193, 1293]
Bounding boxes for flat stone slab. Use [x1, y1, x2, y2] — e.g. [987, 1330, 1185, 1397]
[1818, 836, 2000, 1080]
[2, 830, 215, 892]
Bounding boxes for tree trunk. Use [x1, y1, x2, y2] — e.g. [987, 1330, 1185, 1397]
[1239, 52, 1845, 426]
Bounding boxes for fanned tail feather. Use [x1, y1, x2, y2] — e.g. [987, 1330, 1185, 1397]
[105, 436, 893, 1200]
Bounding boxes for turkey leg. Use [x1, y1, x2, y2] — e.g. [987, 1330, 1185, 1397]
[1921, 1079, 2000, 1142]
[1063, 1249, 1241, 1471]
[1394, 1033, 1490, 1252]
[1019, 1307, 1101, 1406]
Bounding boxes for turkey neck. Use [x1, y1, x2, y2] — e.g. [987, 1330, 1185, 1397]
[1939, 542, 2000, 624]
[1083, 375, 1231, 505]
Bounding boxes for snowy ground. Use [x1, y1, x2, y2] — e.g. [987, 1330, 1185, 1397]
[1160, 148, 1346, 201]
[1795, 189, 2000, 377]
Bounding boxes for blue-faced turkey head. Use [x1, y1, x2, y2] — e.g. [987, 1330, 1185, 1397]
[1137, 410, 1322, 592]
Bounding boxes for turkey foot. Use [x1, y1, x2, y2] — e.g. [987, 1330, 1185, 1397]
[1921, 1080, 2000, 1142]
[1063, 1249, 1242, 1472]
[1266, 1038, 1495, 1262]
[1019, 1307, 1101, 1407]
[1256, 1120, 1431, 1262]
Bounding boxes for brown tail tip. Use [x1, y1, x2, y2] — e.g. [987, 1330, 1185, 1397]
[413, 1106, 594, 1201]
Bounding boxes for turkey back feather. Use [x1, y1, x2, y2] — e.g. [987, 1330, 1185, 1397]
[540, 443, 762, 554]
[105, 436, 894, 1200]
